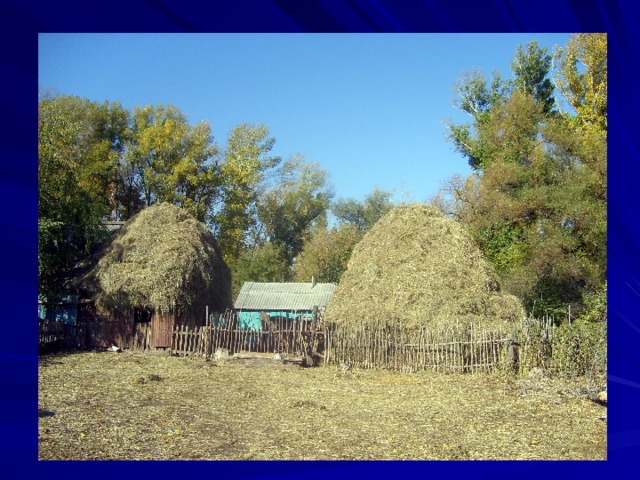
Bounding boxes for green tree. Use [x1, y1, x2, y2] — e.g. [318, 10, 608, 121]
[440, 34, 606, 320]
[554, 33, 607, 131]
[38, 96, 113, 296]
[332, 188, 394, 233]
[126, 104, 220, 222]
[447, 70, 510, 170]
[258, 155, 333, 267]
[293, 224, 361, 284]
[232, 242, 290, 299]
[448, 40, 555, 171]
[511, 40, 556, 115]
[213, 124, 280, 268]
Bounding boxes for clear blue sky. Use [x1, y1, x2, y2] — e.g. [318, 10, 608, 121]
[38, 33, 571, 205]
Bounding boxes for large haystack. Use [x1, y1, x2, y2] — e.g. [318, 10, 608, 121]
[85, 203, 232, 315]
[326, 204, 524, 329]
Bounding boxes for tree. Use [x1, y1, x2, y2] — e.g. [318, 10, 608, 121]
[258, 155, 333, 267]
[554, 33, 607, 131]
[213, 124, 280, 268]
[440, 34, 607, 320]
[125, 104, 220, 222]
[448, 40, 555, 171]
[231, 242, 290, 300]
[332, 188, 394, 233]
[293, 224, 362, 284]
[511, 40, 556, 115]
[38, 96, 113, 296]
[447, 70, 510, 170]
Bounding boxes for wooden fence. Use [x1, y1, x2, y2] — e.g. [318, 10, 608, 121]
[38, 318, 85, 352]
[323, 318, 519, 373]
[168, 313, 526, 374]
[323, 315, 606, 378]
[169, 312, 604, 378]
[38, 304, 602, 379]
[171, 313, 317, 359]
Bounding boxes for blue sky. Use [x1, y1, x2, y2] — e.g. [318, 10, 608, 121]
[38, 33, 571, 205]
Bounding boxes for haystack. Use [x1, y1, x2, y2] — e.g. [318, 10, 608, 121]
[326, 204, 524, 329]
[84, 203, 232, 316]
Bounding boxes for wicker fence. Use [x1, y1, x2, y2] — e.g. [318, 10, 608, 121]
[171, 313, 317, 359]
[324, 315, 606, 378]
[167, 313, 545, 375]
[324, 318, 518, 373]
[169, 317, 519, 374]
[169, 313, 605, 379]
[38, 306, 604, 379]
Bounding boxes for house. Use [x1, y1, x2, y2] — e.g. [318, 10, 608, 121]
[233, 281, 336, 331]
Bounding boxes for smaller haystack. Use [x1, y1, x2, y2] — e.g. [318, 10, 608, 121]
[82, 203, 232, 348]
[326, 204, 524, 329]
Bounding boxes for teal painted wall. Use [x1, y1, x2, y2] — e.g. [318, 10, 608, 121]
[236, 311, 313, 331]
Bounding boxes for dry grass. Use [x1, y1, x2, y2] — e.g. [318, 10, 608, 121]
[39, 351, 606, 460]
[327, 204, 524, 329]
[84, 202, 232, 315]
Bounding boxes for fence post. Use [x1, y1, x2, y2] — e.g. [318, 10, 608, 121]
[506, 333, 520, 375]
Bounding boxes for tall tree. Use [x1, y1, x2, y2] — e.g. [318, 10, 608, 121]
[511, 40, 556, 115]
[213, 124, 280, 268]
[38, 96, 113, 296]
[447, 70, 510, 170]
[440, 34, 606, 319]
[258, 155, 333, 266]
[332, 188, 394, 233]
[125, 104, 220, 222]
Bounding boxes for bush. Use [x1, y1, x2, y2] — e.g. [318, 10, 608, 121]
[579, 281, 607, 323]
[550, 321, 607, 380]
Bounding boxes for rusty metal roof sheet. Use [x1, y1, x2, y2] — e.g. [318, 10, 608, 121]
[234, 282, 336, 311]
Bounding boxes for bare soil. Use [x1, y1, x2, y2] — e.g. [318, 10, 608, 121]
[38, 350, 606, 460]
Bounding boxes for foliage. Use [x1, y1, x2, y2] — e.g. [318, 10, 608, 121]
[548, 320, 607, 379]
[578, 281, 607, 323]
[511, 40, 556, 115]
[38, 95, 336, 298]
[126, 104, 220, 222]
[38, 98, 224, 296]
[38, 96, 115, 296]
[258, 156, 333, 266]
[231, 242, 291, 300]
[293, 224, 362, 284]
[553, 33, 607, 131]
[213, 124, 280, 268]
[332, 188, 395, 233]
[438, 34, 607, 320]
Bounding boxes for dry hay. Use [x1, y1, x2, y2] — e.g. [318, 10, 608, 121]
[327, 204, 524, 329]
[38, 351, 606, 460]
[84, 203, 232, 315]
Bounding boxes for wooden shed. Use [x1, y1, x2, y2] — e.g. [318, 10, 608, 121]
[233, 281, 336, 331]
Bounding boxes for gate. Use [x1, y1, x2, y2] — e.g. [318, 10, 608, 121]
[152, 312, 175, 348]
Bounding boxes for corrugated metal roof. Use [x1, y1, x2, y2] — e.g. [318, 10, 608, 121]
[234, 282, 336, 311]
[104, 221, 125, 234]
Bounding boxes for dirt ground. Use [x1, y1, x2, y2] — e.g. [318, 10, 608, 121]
[38, 350, 607, 460]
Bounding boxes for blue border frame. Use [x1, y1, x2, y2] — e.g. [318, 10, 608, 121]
[1, 0, 636, 477]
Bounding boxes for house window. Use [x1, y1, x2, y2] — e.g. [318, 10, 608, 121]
[134, 308, 152, 323]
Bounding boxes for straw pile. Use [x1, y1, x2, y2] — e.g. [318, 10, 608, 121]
[84, 203, 232, 315]
[326, 204, 524, 329]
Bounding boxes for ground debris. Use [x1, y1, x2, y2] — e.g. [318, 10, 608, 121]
[39, 351, 606, 460]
